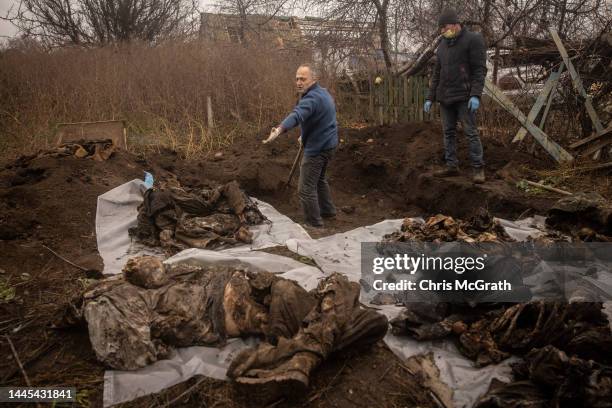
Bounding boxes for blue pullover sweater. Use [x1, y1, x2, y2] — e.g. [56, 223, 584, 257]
[280, 83, 338, 157]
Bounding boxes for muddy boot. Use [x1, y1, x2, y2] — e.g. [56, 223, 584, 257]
[228, 339, 322, 402]
[472, 168, 485, 184]
[232, 349, 321, 385]
[433, 166, 459, 177]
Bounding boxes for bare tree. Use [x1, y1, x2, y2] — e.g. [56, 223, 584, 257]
[213, 0, 297, 44]
[307, 0, 395, 71]
[3, 0, 198, 45]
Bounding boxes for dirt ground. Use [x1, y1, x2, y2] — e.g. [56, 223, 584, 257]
[0, 122, 609, 407]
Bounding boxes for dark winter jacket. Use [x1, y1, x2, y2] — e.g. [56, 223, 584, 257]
[280, 83, 338, 157]
[426, 28, 487, 105]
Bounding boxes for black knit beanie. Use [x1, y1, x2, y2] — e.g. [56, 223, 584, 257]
[438, 8, 459, 27]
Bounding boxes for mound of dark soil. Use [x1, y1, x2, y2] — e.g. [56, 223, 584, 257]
[169, 121, 560, 233]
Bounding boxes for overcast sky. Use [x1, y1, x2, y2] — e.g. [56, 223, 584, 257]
[0, 0, 18, 38]
[0, 0, 221, 39]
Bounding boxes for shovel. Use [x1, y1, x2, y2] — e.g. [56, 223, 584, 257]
[285, 144, 303, 189]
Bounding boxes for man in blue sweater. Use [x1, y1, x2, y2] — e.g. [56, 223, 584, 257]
[263, 64, 338, 227]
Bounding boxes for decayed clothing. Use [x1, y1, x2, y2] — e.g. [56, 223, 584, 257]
[227, 273, 389, 389]
[129, 181, 267, 254]
[475, 345, 612, 408]
[392, 300, 612, 366]
[82, 257, 246, 370]
[80, 256, 388, 378]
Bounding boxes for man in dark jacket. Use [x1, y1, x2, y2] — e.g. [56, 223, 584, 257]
[263, 64, 338, 227]
[424, 8, 487, 183]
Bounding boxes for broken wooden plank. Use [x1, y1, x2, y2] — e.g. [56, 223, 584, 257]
[55, 120, 127, 149]
[522, 179, 572, 195]
[569, 122, 612, 149]
[577, 161, 612, 172]
[397, 35, 442, 77]
[539, 81, 556, 129]
[513, 62, 564, 142]
[484, 79, 574, 162]
[579, 135, 612, 157]
[546, 161, 612, 175]
[550, 28, 604, 135]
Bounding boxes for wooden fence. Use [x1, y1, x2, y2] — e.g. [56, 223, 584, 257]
[335, 74, 436, 125]
[373, 74, 432, 124]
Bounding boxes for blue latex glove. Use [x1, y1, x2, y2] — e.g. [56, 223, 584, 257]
[424, 100, 432, 113]
[144, 171, 154, 189]
[467, 96, 480, 112]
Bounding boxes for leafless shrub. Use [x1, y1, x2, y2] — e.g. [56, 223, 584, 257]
[4, 0, 199, 45]
[0, 38, 304, 158]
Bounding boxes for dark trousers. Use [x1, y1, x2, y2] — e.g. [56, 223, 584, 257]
[298, 148, 336, 226]
[440, 101, 484, 168]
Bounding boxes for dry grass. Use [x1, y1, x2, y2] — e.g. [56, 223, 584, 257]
[0, 39, 592, 163]
[478, 93, 582, 145]
[533, 160, 612, 196]
[0, 40, 308, 160]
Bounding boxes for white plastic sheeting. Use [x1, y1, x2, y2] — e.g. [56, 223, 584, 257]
[284, 217, 545, 408]
[96, 180, 163, 276]
[95, 180, 311, 276]
[94, 180, 571, 407]
[287, 219, 404, 281]
[95, 180, 318, 406]
[102, 249, 324, 407]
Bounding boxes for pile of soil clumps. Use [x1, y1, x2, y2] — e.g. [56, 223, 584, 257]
[8, 139, 116, 166]
[129, 180, 267, 254]
[0, 146, 149, 405]
[546, 192, 612, 240]
[384, 208, 513, 243]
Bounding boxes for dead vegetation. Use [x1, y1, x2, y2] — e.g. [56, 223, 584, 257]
[0, 40, 305, 160]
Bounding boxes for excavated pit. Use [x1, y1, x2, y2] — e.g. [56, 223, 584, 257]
[173, 121, 558, 230]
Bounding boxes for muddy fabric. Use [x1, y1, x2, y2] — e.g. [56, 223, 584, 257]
[489, 302, 568, 352]
[564, 326, 612, 364]
[82, 257, 387, 378]
[129, 181, 267, 254]
[83, 277, 163, 370]
[390, 303, 459, 340]
[478, 346, 612, 408]
[393, 300, 612, 370]
[459, 317, 512, 367]
[227, 273, 388, 391]
[474, 379, 548, 408]
[83, 256, 247, 370]
[461, 301, 610, 366]
[266, 279, 317, 342]
[390, 303, 513, 365]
